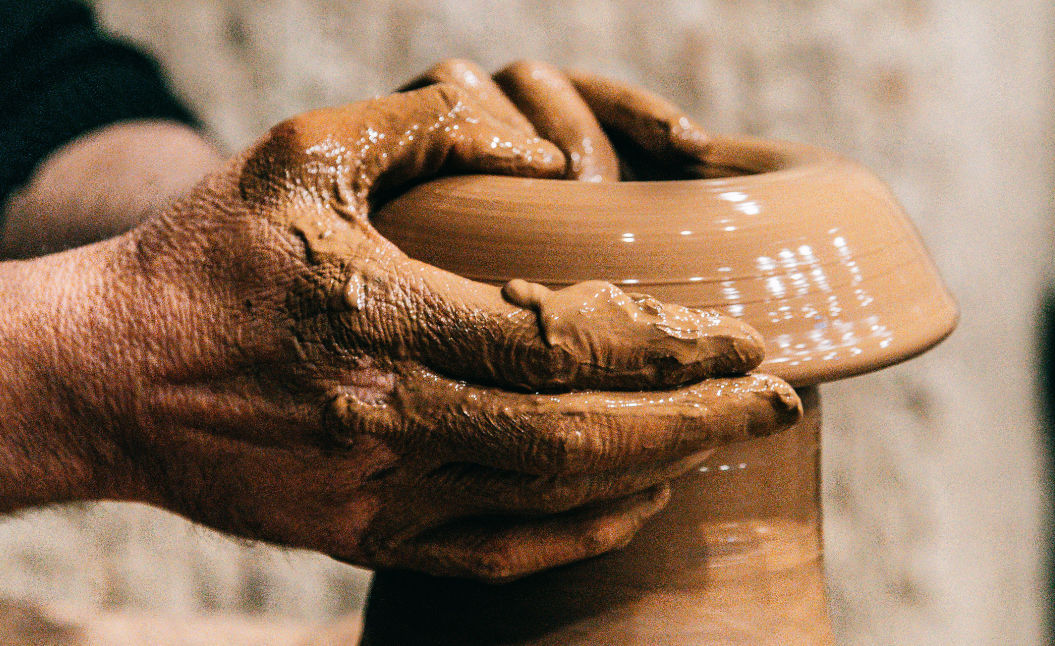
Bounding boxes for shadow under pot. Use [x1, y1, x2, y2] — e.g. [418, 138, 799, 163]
[360, 135, 957, 645]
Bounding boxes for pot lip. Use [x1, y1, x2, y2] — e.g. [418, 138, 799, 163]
[378, 134, 959, 386]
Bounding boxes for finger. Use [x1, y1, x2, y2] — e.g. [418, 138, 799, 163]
[399, 59, 539, 138]
[239, 84, 564, 215]
[330, 366, 801, 475]
[426, 450, 711, 516]
[494, 60, 620, 181]
[367, 85, 566, 203]
[388, 484, 670, 582]
[334, 271, 765, 392]
[565, 69, 711, 164]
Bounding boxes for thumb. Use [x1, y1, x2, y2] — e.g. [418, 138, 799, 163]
[338, 254, 765, 393]
[238, 84, 565, 217]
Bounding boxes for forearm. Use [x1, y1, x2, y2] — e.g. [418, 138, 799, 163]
[1, 120, 224, 259]
[0, 237, 147, 509]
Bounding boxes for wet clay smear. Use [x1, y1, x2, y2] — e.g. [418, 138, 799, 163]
[502, 279, 765, 380]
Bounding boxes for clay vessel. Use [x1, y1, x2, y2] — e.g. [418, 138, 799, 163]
[360, 135, 957, 645]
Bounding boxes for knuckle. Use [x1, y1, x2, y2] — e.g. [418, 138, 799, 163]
[532, 484, 581, 514]
[431, 82, 473, 112]
[239, 119, 302, 201]
[534, 422, 590, 473]
[239, 109, 344, 203]
[324, 385, 399, 447]
[539, 429, 572, 471]
[503, 59, 545, 76]
[524, 346, 580, 391]
[468, 550, 518, 583]
[434, 58, 473, 74]
[583, 518, 632, 554]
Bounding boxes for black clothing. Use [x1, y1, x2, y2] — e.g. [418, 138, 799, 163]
[0, 0, 196, 216]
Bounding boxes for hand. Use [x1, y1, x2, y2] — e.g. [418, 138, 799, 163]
[401, 58, 719, 181]
[9, 84, 799, 581]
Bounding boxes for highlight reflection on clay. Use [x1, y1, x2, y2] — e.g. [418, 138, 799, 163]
[377, 141, 958, 386]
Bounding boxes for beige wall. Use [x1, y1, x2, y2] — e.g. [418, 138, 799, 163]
[0, 2, 1050, 644]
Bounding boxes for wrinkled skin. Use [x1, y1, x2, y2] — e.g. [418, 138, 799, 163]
[4, 63, 801, 582]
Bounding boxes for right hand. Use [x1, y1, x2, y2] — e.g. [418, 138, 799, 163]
[400, 58, 720, 181]
[94, 83, 800, 582]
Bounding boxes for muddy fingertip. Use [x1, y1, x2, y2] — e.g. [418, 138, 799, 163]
[772, 379, 804, 423]
[749, 373, 803, 431]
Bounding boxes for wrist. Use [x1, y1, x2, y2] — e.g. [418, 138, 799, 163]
[0, 234, 152, 509]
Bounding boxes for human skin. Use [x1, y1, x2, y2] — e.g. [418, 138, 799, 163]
[0, 73, 799, 581]
[1, 120, 225, 259]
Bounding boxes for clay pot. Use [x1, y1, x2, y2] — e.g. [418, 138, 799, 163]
[360, 135, 956, 645]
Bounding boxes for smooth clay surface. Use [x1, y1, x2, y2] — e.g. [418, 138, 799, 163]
[376, 135, 958, 387]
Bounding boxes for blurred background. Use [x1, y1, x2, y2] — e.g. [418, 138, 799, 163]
[1, 1, 1051, 644]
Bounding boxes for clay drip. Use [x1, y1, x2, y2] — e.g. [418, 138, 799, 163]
[501, 278, 764, 376]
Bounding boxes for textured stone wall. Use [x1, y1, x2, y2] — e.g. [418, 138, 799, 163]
[0, 1, 1050, 644]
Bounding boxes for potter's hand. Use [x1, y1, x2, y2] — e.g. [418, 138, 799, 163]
[403, 59, 719, 181]
[2, 86, 799, 582]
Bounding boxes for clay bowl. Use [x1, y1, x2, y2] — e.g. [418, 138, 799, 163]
[365, 135, 957, 645]
[376, 134, 958, 387]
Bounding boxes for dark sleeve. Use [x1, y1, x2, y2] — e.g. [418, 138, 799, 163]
[0, 0, 198, 209]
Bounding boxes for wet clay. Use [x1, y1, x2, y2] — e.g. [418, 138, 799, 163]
[364, 67, 956, 646]
[566, 70, 712, 168]
[494, 61, 621, 181]
[501, 279, 763, 378]
[401, 59, 541, 138]
[241, 87, 770, 394]
[178, 77, 807, 586]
